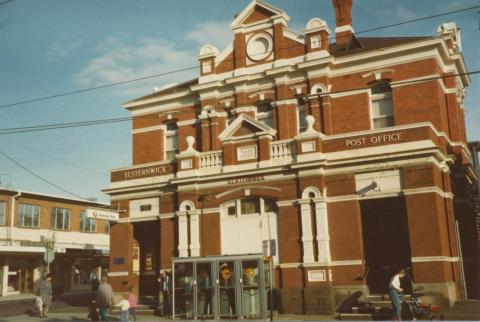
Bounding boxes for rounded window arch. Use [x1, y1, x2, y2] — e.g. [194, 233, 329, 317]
[310, 83, 327, 95]
[302, 186, 321, 199]
[179, 200, 195, 212]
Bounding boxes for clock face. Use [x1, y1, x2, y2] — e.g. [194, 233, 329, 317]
[246, 33, 273, 61]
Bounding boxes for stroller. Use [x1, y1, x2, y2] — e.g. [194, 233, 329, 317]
[34, 296, 43, 317]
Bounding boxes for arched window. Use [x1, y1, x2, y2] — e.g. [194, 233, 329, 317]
[370, 81, 394, 129]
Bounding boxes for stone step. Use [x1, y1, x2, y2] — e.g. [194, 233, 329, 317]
[364, 300, 392, 308]
[365, 294, 389, 301]
[338, 313, 373, 320]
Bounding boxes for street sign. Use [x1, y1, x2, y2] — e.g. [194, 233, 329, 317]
[43, 249, 55, 264]
[86, 208, 119, 222]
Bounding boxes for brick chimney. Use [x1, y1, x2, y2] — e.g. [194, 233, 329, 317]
[332, 0, 354, 45]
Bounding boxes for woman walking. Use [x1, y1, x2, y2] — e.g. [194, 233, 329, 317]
[38, 273, 53, 318]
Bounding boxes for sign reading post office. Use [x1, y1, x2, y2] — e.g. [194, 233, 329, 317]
[86, 209, 119, 222]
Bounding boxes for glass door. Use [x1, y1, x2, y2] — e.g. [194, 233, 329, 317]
[241, 259, 262, 317]
[195, 262, 214, 319]
[173, 262, 194, 318]
[218, 261, 236, 317]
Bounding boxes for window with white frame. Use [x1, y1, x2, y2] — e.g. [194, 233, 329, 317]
[310, 35, 321, 49]
[297, 104, 308, 132]
[18, 204, 40, 228]
[80, 211, 96, 232]
[202, 60, 212, 74]
[51, 207, 70, 230]
[371, 82, 394, 129]
[256, 103, 275, 129]
[164, 122, 179, 161]
[0, 201, 5, 225]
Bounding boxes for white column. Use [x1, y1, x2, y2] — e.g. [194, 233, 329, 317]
[315, 201, 331, 263]
[299, 200, 315, 263]
[177, 212, 189, 257]
[189, 211, 200, 257]
[1, 260, 8, 296]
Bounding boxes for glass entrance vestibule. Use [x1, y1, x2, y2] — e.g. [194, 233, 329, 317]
[172, 254, 271, 319]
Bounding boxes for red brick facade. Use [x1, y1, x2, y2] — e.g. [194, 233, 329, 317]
[105, 0, 477, 315]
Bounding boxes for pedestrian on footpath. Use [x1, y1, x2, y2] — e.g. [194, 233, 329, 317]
[96, 276, 114, 321]
[128, 286, 138, 322]
[158, 271, 172, 317]
[115, 294, 130, 322]
[389, 268, 406, 321]
[37, 273, 53, 318]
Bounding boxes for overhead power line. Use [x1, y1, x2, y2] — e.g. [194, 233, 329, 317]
[0, 4, 478, 110]
[0, 137, 109, 177]
[0, 149, 85, 199]
[0, 71, 478, 136]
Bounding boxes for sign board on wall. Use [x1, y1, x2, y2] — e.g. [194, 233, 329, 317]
[86, 209, 119, 222]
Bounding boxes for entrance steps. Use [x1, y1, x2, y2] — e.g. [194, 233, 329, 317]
[338, 294, 393, 321]
[111, 296, 157, 316]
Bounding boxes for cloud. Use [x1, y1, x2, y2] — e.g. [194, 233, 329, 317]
[74, 36, 197, 97]
[185, 21, 233, 51]
[46, 39, 83, 61]
[361, 3, 417, 22]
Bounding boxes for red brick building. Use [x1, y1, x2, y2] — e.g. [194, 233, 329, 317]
[104, 0, 478, 316]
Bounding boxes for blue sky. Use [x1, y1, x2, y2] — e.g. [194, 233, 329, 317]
[0, 0, 479, 202]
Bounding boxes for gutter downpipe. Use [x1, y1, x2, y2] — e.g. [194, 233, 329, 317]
[9, 191, 21, 246]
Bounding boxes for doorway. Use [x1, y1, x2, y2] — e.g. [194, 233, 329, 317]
[360, 197, 412, 294]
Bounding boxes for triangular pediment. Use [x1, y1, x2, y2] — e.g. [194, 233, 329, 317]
[219, 113, 276, 141]
[231, 0, 289, 28]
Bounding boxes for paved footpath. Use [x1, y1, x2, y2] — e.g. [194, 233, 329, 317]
[0, 312, 337, 322]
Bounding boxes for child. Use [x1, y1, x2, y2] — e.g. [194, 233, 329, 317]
[128, 286, 138, 322]
[115, 294, 130, 322]
[87, 299, 100, 321]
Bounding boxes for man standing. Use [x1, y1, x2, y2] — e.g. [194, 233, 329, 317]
[96, 276, 114, 321]
[158, 271, 172, 317]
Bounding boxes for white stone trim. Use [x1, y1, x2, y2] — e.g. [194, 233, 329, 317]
[284, 28, 305, 44]
[108, 271, 129, 277]
[279, 259, 363, 268]
[335, 25, 354, 34]
[411, 256, 459, 263]
[177, 212, 188, 257]
[177, 119, 199, 126]
[132, 125, 164, 134]
[329, 88, 369, 99]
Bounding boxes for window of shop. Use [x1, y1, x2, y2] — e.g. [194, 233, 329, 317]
[80, 211, 96, 232]
[165, 122, 179, 161]
[104, 222, 110, 234]
[0, 201, 5, 225]
[18, 204, 40, 228]
[371, 81, 394, 129]
[51, 207, 70, 230]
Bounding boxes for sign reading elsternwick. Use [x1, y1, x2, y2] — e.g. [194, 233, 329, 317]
[86, 209, 119, 222]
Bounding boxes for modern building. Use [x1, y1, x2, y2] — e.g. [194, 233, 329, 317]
[0, 188, 111, 296]
[104, 0, 478, 316]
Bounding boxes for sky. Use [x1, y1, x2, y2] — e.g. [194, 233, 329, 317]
[0, 0, 479, 203]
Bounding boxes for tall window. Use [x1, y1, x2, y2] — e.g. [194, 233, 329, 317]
[18, 204, 40, 228]
[256, 103, 275, 129]
[51, 207, 70, 230]
[80, 211, 96, 232]
[165, 122, 179, 161]
[371, 82, 394, 129]
[0, 201, 5, 225]
[297, 104, 308, 132]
